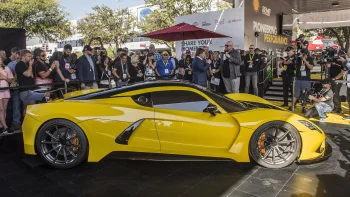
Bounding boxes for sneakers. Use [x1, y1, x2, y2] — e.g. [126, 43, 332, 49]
[10, 124, 21, 131]
[319, 118, 327, 122]
[1, 128, 14, 135]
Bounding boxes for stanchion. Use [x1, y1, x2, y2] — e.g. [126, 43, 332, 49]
[292, 77, 296, 112]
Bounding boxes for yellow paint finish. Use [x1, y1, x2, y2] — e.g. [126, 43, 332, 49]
[22, 114, 42, 155]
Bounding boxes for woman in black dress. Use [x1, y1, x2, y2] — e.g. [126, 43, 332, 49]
[209, 52, 221, 92]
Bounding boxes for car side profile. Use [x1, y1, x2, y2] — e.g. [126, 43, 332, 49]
[22, 81, 331, 169]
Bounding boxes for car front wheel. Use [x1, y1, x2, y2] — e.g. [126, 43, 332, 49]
[249, 121, 301, 168]
[36, 119, 89, 169]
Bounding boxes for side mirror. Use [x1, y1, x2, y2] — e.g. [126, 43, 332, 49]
[204, 104, 218, 116]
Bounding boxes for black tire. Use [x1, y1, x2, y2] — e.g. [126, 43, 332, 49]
[35, 119, 89, 169]
[249, 121, 301, 168]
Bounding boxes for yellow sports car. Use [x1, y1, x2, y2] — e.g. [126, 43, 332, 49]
[22, 81, 331, 169]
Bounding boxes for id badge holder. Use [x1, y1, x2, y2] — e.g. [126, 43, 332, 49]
[300, 66, 305, 71]
[301, 71, 307, 77]
[165, 69, 169, 74]
[71, 73, 76, 80]
[123, 74, 127, 79]
[212, 69, 216, 73]
[65, 63, 70, 70]
[249, 64, 253, 68]
[188, 71, 192, 75]
[108, 70, 111, 76]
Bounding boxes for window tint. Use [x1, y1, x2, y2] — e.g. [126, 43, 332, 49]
[152, 90, 210, 112]
[203, 90, 246, 113]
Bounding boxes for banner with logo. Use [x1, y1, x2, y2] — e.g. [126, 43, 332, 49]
[175, 8, 244, 59]
[245, 0, 290, 56]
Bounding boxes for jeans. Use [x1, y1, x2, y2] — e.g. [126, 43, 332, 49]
[315, 102, 333, 119]
[11, 90, 21, 125]
[245, 72, 258, 95]
[223, 77, 240, 93]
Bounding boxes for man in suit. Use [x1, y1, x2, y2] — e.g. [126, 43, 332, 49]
[77, 45, 99, 89]
[192, 48, 211, 87]
[220, 41, 242, 93]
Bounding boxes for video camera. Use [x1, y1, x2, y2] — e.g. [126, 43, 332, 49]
[298, 88, 317, 113]
[320, 47, 340, 63]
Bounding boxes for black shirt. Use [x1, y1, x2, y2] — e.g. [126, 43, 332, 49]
[281, 56, 296, 77]
[2, 58, 10, 66]
[129, 63, 144, 83]
[210, 59, 221, 78]
[15, 61, 35, 92]
[329, 61, 346, 80]
[179, 57, 193, 76]
[113, 61, 129, 81]
[34, 61, 53, 79]
[244, 53, 260, 72]
[296, 56, 314, 80]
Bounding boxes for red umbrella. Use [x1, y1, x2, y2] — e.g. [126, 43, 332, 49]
[140, 22, 230, 42]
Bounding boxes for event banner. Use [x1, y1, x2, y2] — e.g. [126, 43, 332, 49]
[175, 8, 244, 59]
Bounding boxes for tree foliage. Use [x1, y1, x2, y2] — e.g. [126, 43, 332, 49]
[0, 0, 72, 42]
[215, 1, 233, 10]
[323, 27, 350, 50]
[139, 0, 213, 52]
[77, 6, 137, 56]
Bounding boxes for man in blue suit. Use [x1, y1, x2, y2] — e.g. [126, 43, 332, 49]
[76, 45, 99, 89]
[192, 48, 211, 87]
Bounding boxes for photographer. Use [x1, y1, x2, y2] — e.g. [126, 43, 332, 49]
[296, 34, 309, 54]
[292, 49, 314, 112]
[328, 50, 348, 114]
[305, 79, 334, 122]
[279, 46, 296, 107]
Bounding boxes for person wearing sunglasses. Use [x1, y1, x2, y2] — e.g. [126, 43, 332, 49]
[220, 41, 242, 93]
[243, 45, 260, 96]
[155, 51, 175, 80]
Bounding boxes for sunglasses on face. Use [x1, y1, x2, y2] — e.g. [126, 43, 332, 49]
[40, 54, 46, 57]
[225, 45, 232, 47]
[249, 48, 254, 49]
[163, 54, 169, 56]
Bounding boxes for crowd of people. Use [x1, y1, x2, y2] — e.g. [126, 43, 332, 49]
[0, 35, 349, 134]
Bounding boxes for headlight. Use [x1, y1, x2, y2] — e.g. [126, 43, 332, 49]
[298, 120, 322, 133]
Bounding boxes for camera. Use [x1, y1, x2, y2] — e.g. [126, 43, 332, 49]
[299, 88, 316, 113]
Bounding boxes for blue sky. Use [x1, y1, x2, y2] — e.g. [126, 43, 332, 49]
[59, 0, 145, 20]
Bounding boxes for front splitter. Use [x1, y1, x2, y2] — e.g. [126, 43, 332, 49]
[297, 142, 333, 164]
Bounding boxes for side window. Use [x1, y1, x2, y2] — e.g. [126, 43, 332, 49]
[152, 90, 210, 112]
[131, 93, 152, 107]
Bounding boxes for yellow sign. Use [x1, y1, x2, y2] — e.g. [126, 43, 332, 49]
[264, 34, 289, 45]
[253, 0, 260, 13]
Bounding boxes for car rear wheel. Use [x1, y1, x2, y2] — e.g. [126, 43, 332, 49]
[36, 119, 88, 169]
[249, 121, 301, 168]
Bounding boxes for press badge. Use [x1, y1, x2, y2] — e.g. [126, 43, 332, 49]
[300, 66, 306, 76]
[212, 69, 216, 73]
[248, 61, 253, 68]
[188, 71, 192, 75]
[123, 74, 126, 79]
[71, 73, 77, 80]
[165, 69, 169, 74]
[108, 70, 111, 76]
[65, 63, 70, 70]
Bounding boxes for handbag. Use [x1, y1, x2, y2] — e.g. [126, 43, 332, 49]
[34, 64, 53, 86]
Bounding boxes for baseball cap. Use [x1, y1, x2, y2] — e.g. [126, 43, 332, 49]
[285, 46, 293, 52]
[322, 78, 333, 85]
[298, 34, 305, 39]
[254, 48, 261, 52]
[83, 45, 93, 51]
[162, 51, 169, 55]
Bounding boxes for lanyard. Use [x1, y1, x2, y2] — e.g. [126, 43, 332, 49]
[121, 62, 126, 74]
[249, 54, 254, 61]
[163, 60, 168, 67]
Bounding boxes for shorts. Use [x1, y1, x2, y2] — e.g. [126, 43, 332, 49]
[294, 80, 311, 98]
[20, 90, 36, 108]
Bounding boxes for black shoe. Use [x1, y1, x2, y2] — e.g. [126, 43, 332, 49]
[3, 128, 14, 134]
[11, 124, 21, 131]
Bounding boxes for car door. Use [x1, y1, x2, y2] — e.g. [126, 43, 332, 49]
[152, 89, 240, 157]
[113, 92, 160, 153]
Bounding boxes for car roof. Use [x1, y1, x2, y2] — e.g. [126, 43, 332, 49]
[66, 80, 208, 100]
